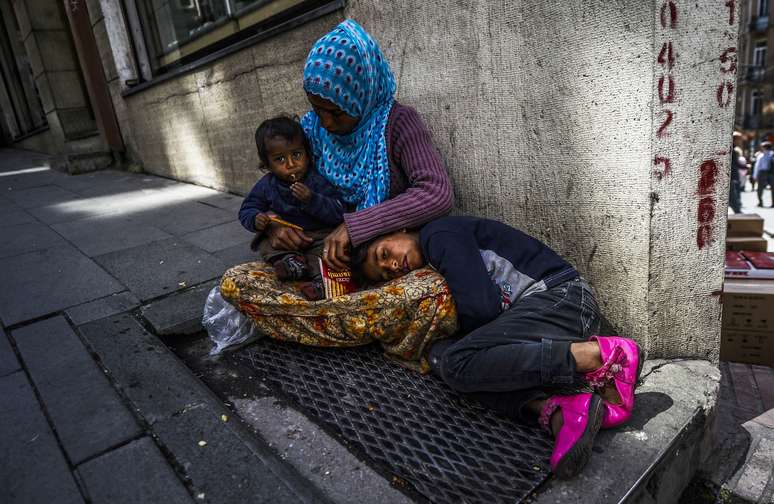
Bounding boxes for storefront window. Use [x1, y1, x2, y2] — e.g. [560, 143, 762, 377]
[137, 0, 334, 70]
[149, 0, 231, 53]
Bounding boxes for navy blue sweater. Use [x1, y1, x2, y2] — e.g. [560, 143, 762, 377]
[420, 216, 578, 333]
[239, 168, 345, 233]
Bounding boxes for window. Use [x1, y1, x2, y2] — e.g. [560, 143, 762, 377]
[752, 89, 763, 115]
[0, 1, 46, 139]
[131, 0, 338, 73]
[754, 41, 767, 67]
[759, 0, 770, 17]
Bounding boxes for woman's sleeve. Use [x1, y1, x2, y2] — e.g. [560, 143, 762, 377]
[344, 107, 454, 246]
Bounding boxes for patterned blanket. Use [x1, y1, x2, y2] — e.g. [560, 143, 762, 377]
[219, 262, 458, 372]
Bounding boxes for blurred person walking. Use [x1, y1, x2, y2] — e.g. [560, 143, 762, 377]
[729, 132, 743, 213]
[753, 141, 774, 207]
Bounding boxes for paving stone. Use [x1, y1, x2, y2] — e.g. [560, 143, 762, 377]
[181, 221, 252, 253]
[752, 408, 774, 429]
[94, 239, 226, 301]
[78, 437, 193, 504]
[78, 313, 211, 424]
[0, 222, 67, 259]
[0, 327, 20, 377]
[13, 316, 142, 464]
[752, 365, 774, 411]
[66, 291, 140, 326]
[53, 213, 172, 257]
[197, 193, 245, 213]
[729, 362, 764, 414]
[0, 245, 125, 325]
[0, 372, 84, 504]
[730, 437, 774, 502]
[213, 242, 261, 269]
[5, 184, 81, 209]
[153, 404, 305, 504]
[141, 280, 217, 335]
[1, 170, 65, 192]
[0, 208, 38, 228]
[136, 201, 235, 236]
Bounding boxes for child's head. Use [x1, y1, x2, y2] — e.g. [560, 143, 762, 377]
[352, 230, 425, 283]
[255, 116, 311, 183]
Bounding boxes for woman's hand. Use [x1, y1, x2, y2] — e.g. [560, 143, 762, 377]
[266, 222, 314, 251]
[323, 223, 351, 270]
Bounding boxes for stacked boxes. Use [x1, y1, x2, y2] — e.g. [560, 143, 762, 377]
[723, 216, 773, 365]
[721, 279, 774, 366]
[726, 213, 767, 251]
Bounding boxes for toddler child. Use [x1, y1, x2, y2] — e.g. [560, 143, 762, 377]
[239, 116, 345, 300]
[352, 215, 642, 479]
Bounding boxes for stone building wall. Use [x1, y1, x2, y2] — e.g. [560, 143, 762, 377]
[91, 0, 739, 359]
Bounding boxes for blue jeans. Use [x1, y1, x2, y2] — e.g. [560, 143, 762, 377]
[429, 277, 601, 421]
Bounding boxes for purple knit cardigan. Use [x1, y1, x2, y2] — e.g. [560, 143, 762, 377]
[344, 102, 454, 246]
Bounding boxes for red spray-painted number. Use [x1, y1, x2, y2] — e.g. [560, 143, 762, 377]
[696, 160, 719, 250]
[698, 196, 716, 222]
[719, 47, 737, 74]
[657, 110, 673, 138]
[658, 75, 676, 103]
[654, 156, 672, 179]
[716, 81, 734, 107]
[697, 224, 713, 249]
[658, 42, 675, 69]
[660, 1, 678, 28]
[725, 0, 736, 25]
[698, 160, 718, 195]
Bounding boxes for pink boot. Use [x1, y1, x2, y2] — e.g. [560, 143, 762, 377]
[584, 336, 643, 428]
[539, 393, 604, 479]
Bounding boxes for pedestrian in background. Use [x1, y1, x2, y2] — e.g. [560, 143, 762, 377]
[753, 141, 774, 207]
[729, 132, 743, 213]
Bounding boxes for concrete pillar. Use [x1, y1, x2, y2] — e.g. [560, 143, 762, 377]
[12, 0, 97, 144]
[344, 0, 738, 360]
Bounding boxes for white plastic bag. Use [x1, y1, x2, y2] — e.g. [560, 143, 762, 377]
[202, 286, 262, 356]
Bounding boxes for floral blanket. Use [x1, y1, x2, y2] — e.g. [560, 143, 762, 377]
[219, 261, 458, 372]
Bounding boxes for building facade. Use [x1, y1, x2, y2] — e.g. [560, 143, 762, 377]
[736, 0, 774, 146]
[0, 0, 741, 361]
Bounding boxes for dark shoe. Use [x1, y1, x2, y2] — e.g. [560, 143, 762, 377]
[299, 280, 325, 301]
[273, 254, 308, 280]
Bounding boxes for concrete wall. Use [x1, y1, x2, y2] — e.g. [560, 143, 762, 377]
[97, 1, 739, 359]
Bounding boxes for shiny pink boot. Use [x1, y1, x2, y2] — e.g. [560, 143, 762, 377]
[584, 336, 643, 428]
[539, 393, 604, 479]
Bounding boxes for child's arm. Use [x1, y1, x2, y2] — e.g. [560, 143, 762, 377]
[239, 178, 272, 233]
[424, 229, 502, 333]
[292, 182, 345, 226]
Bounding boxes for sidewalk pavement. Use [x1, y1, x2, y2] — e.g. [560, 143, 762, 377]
[0, 148, 331, 504]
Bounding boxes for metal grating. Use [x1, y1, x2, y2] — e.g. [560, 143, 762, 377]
[232, 340, 553, 504]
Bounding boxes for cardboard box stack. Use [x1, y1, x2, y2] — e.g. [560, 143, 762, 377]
[726, 213, 767, 251]
[722, 215, 773, 366]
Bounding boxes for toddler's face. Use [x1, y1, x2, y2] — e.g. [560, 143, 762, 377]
[361, 231, 424, 282]
[265, 135, 309, 182]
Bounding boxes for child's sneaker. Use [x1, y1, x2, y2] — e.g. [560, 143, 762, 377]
[273, 254, 308, 280]
[299, 280, 324, 301]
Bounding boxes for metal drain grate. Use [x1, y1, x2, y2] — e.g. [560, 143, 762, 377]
[232, 340, 553, 504]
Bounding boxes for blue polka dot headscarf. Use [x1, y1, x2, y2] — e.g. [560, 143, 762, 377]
[301, 19, 396, 210]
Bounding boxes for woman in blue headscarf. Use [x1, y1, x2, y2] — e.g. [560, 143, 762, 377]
[264, 19, 454, 270]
